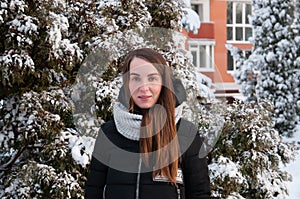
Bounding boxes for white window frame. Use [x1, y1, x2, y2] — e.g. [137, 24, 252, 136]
[227, 49, 251, 73]
[190, 0, 210, 22]
[188, 39, 215, 72]
[227, 0, 252, 43]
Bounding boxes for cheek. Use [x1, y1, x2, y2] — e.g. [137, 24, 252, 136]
[128, 84, 136, 95]
[152, 84, 162, 95]
[128, 83, 141, 97]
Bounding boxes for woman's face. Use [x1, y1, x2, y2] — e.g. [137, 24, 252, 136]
[129, 57, 162, 109]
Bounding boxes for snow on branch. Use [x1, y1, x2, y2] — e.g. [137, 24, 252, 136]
[181, 7, 201, 34]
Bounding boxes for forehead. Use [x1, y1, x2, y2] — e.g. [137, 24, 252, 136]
[129, 57, 159, 75]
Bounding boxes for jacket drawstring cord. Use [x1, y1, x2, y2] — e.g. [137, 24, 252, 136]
[135, 158, 142, 199]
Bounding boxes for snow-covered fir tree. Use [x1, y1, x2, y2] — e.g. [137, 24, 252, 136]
[207, 100, 296, 198]
[291, 0, 300, 122]
[0, 0, 99, 198]
[228, 0, 300, 135]
[226, 44, 257, 102]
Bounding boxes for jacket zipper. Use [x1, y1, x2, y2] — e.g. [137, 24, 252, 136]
[103, 185, 106, 199]
[135, 158, 142, 199]
[177, 185, 181, 199]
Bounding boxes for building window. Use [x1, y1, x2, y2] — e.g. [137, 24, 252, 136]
[227, 1, 252, 42]
[191, 0, 210, 22]
[189, 40, 215, 71]
[227, 50, 234, 71]
[227, 49, 251, 72]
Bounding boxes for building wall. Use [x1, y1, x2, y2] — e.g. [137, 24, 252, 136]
[187, 0, 253, 95]
[211, 0, 233, 83]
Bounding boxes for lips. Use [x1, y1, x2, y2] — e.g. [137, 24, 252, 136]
[138, 95, 152, 100]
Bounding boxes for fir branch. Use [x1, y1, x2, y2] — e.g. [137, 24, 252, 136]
[0, 146, 26, 171]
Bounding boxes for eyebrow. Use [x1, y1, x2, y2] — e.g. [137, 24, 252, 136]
[129, 72, 160, 76]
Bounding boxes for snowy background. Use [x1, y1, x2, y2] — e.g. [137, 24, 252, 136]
[282, 124, 300, 198]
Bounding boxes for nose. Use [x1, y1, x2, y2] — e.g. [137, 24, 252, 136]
[138, 81, 150, 92]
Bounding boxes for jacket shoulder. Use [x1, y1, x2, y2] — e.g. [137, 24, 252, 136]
[101, 120, 116, 132]
[94, 120, 118, 146]
[177, 118, 198, 137]
[177, 118, 206, 157]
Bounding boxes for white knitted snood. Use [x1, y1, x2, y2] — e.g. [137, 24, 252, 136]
[113, 102, 183, 141]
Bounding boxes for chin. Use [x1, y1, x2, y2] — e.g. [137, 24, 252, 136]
[137, 103, 154, 109]
[139, 105, 152, 109]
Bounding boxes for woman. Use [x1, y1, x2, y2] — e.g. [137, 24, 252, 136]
[85, 48, 211, 199]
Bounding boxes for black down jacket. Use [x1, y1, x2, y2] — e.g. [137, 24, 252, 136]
[85, 118, 211, 199]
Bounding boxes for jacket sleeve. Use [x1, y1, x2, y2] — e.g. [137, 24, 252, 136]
[182, 133, 211, 199]
[85, 130, 109, 199]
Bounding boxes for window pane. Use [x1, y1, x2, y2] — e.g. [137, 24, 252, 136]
[246, 4, 252, 24]
[191, 4, 199, 14]
[198, 4, 203, 22]
[191, 51, 197, 67]
[245, 27, 252, 40]
[227, 51, 234, 71]
[227, 27, 233, 40]
[236, 3, 243, 24]
[227, 2, 233, 24]
[227, 2, 252, 42]
[200, 46, 206, 68]
[191, 4, 203, 21]
[236, 27, 243, 40]
[209, 46, 214, 68]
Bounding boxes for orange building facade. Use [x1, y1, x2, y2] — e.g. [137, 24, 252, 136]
[186, 0, 253, 98]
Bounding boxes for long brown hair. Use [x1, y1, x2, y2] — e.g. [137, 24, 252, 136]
[121, 48, 179, 184]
